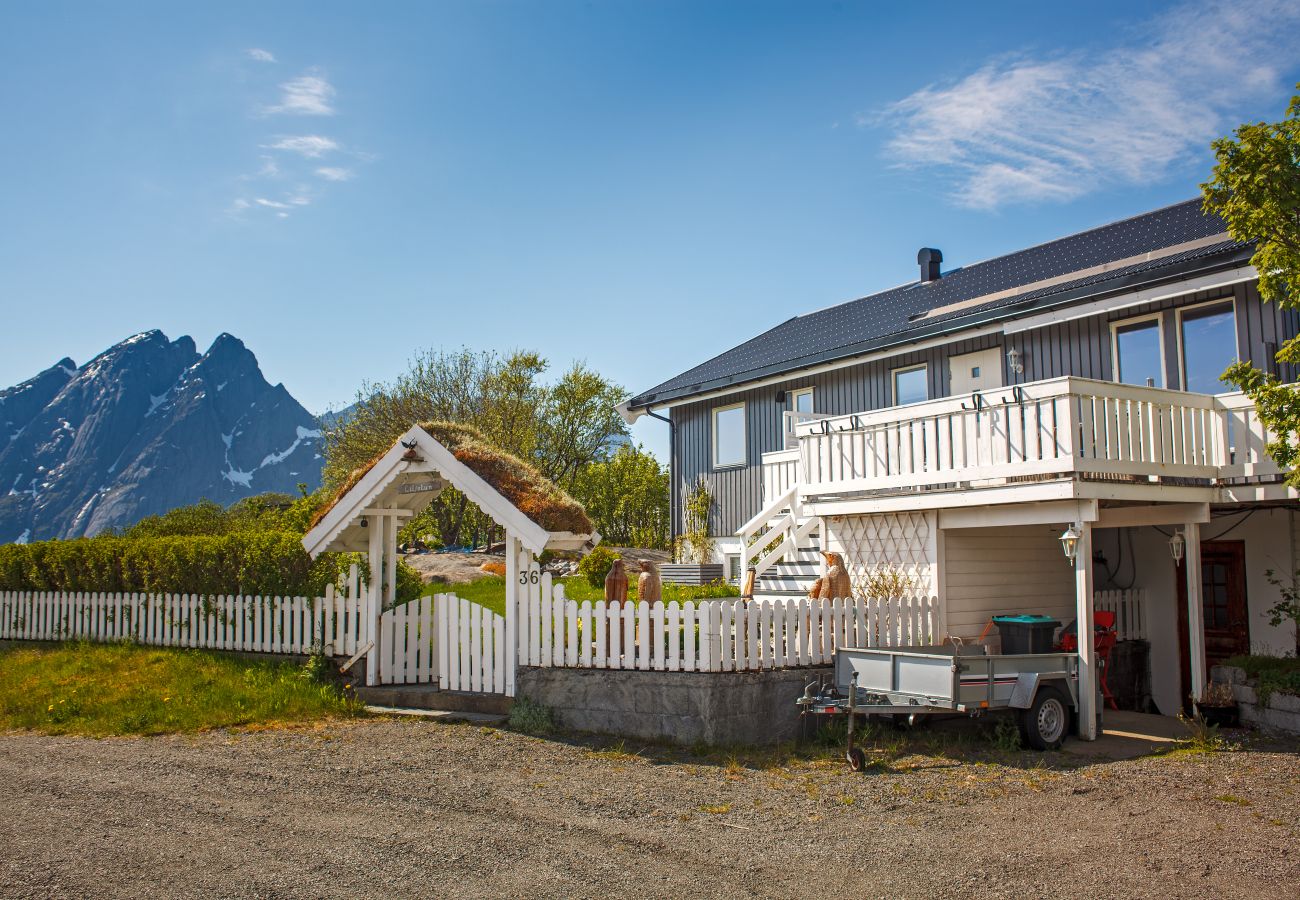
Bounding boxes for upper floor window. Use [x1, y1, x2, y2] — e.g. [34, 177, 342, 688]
[712, 402, 746, 468]
[791, 387, 814, 414]
[892, 364, 928, 406]
[1112, 314, 1165, 388]
[1179, 301, 1238, 394]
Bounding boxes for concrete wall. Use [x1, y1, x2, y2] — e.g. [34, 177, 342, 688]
[515, 665, 831, 747]
[941, 525, 1075, 645]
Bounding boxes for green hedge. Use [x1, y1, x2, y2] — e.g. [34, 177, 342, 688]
[0, 533, 344, 597]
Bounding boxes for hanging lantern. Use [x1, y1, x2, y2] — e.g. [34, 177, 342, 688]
[1169, 529, 1186, 564]
[1059, 524, 1082, 565]
[1006, 346, 1024, 374]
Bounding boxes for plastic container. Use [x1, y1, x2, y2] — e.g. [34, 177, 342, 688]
[991, 615, 1061, 655]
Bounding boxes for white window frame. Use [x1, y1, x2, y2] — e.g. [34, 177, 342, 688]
[891, 363, 928, 406]
[790, 387, 815, 414]
[725, 553, 742, 585]
[1175, 297, 1239, 394]
[1109, 311, 1166, 388]
[711, 401, 747, 469]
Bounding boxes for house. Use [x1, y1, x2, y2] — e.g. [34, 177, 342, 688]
[621, 197, 1300, 734]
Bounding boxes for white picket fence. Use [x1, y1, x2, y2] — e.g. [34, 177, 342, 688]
[1094, 588, 1148, 641]
[0, 585, 363, 656]
[516, 588, 939, 673]
[376, 593, 508, 693]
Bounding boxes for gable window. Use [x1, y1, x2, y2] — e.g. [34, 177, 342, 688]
[1112, 314, 1164, 388]
[892, 364, 928, 406]
[791, 387, 814, 414]
[1179, 301, 1238, 394]
[712, 402, 746, 468]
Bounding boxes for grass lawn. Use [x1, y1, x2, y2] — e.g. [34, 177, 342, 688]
[0, 642, 365, 737]
[423, 575, 740, 617]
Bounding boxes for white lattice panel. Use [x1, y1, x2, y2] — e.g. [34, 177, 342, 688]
[826, 511, 937, 597]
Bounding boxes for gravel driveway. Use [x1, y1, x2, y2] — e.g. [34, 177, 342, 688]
[1, 718, 1296, 899]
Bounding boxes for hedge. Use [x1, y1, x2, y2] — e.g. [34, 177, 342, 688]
[0, 533, 345, 597]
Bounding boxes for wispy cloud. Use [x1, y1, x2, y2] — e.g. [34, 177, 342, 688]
[878, 0, 1300, 209]
[314, 166, 353, 182]
[266, 135, 339, 158]
[265, 72, 335, 116]
[247, 48, 276, 63]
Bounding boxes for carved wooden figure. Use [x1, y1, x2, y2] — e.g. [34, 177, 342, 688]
[637, 560, 662, 604]
[604, 559, 629, 604]
[816, 552, 852, 600]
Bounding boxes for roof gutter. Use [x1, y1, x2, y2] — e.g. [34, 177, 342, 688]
[625, 246, 1254, 410]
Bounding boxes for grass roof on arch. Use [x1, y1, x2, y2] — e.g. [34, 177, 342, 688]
[311, 421, 593, 536]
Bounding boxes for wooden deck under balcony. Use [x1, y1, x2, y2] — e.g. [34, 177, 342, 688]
[761, 377, 1290, 514]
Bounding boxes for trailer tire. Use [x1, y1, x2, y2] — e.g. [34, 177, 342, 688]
[1019, 685, 1069, 751]
[847, 748, 867, 771]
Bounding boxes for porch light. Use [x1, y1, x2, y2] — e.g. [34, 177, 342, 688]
[1006, 347, 1024, 375]
[1169, 529, 1186, 565]
[1059, 524, 1082, 565]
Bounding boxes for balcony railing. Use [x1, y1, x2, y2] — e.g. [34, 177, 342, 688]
[762, 376, 1283, 502]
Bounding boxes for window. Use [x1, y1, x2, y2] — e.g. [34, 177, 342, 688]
[712, 402, 746, 468]
[1112, 315, 1164, 387]
[1179, 301, 1237, 394]
[791, 387, 814, 414]
[892, 364, 928, 406]
[726, 554, 742, 584]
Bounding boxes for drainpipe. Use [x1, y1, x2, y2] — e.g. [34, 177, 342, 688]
[642, 407, 679, 561]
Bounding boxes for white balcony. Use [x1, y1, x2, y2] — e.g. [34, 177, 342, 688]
[761, 376, 1287, 509]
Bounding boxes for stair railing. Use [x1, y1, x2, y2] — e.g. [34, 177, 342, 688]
[736, 485, 817, 588]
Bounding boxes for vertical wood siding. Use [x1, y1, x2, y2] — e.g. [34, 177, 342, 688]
[671, 280, 1297, 537]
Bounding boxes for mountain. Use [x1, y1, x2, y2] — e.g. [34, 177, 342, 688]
[0, 330, 325, 541]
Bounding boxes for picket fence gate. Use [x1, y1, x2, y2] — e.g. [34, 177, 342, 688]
[1093, 588, 1148, 641]
[376, 593, 508, 693]
[516, 588, 940, 674]
[0, 586, 364, 656]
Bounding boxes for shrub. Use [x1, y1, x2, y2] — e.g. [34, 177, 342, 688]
[508, 695, 556, 734]
[578, 546, 621, 589]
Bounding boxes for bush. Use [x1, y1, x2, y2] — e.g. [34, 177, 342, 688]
[578, 546, 621, 589]
[1223, 654, 1300, 703]
[508, 695, 556, 734]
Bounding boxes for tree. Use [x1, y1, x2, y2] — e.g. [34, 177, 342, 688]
[1203, 87, 1300, 487]
[570, 444, 669, 549]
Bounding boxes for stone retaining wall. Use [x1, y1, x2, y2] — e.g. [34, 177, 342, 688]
[1212, 665, 1300, 737]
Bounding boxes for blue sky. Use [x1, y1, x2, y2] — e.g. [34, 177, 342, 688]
[2, 0, 1299, 459]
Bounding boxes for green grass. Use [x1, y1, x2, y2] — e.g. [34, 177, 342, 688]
[0, 641, 365, 737]
[421, 574, 739, 617]
[1223, 654, 1300, 703]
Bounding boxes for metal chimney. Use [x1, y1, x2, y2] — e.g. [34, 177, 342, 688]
[918, 247, 942, 283]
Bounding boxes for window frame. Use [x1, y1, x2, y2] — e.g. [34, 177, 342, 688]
[1109, 312, 1166, 388]
[711, 401, 747, 469]
[790, 387, 815, 414]
[1175, 297, 1239, 395]
[891, 363, 929, 406]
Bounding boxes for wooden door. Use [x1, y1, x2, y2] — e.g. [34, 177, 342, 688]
[1176, 540, 1250, 707]
[949, 347, 1004, 396]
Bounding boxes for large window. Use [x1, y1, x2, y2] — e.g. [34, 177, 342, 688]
[1179, 301, 1237, 394]
[1113, 315, 1164, 387]
[712, 402, 746, 468]
[892, 364, 928, 406]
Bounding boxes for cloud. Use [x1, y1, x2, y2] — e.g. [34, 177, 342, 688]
[266, 72, 335, 115]
[879, 0, 1300, 209]
[265, 135, 339, 158]
[254, 198, 292, 209]
[314, 166, 353, 181]
[247, 48, 276, 63]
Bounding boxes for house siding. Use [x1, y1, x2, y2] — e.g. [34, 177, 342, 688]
[670, 278, 1297, 538]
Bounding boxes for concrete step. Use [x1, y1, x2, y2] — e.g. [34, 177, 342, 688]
[354, 684, 512, 716]
[364, 706, 507, 726]
[758, 576, 819, 592]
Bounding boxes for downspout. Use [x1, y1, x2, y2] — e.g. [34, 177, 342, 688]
[642, 407, 679, 561]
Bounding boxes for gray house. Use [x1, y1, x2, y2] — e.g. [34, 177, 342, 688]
[623, 198, 1300, 729]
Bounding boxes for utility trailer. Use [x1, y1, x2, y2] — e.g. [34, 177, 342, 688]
[798, 644, 1089, 768]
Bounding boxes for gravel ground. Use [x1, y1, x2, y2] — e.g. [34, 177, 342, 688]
[1, 719, 1297, 899]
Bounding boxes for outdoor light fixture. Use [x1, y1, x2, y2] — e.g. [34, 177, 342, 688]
[1169, 528, 1186, 564]
[1006, 347, 1024, 375]
[360, 517, 368, 529]
[1059, 524, 1082, 565]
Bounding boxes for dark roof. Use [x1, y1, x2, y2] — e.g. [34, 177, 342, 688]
[629, 199, 1250, 408]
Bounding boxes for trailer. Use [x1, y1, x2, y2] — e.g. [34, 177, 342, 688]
[798, 644, 1090, 768]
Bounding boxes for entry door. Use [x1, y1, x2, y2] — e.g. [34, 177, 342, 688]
[949, 347, 1004, 396]
[1176, 540, 1250, 705]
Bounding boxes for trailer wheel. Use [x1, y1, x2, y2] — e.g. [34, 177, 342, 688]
[847, 748, 867, 771]
[1019, 685, 1069, 751]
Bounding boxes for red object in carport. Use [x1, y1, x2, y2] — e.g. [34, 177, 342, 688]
[1057, 610, 1119, 710]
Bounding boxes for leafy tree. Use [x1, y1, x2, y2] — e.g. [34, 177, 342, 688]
[570, 445, 669, 549]
[1203, 88, 1300, 486]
